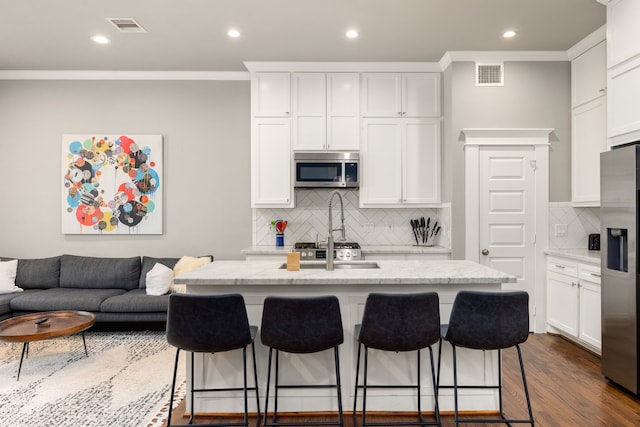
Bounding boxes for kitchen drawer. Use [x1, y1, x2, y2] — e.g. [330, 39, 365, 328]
[579, 263, 601, 285]
[547, 256, 578, 277]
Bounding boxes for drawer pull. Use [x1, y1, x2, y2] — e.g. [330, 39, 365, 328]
[555, 264, 566, 269]
[590, 273, 601, 278]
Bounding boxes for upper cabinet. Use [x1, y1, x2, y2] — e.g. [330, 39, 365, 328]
[606, 0, 640, 147]
[292, 73, 360, 151]
[252, 73, 291, 117]
[361, 73, 441, 118]
[572, 41, 607, 108]
[571, 38, 607, 207]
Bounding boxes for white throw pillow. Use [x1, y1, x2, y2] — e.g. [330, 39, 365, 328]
[0, 260, 23, 294]
[145, 262, 174, 296]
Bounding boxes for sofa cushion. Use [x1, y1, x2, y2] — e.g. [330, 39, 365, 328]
[101, 289, 169, 313]
[10, 288, 126, 312]
[60, 255, 141, 290]
[139, 257, 179, 289]
[16, 256, 61, 289]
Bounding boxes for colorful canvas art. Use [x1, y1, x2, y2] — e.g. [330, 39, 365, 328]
[62, 134, 163, 234]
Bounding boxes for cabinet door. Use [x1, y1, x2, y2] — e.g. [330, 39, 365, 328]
[403, 74, 441, 117]
[547, 271, 579, 337]
[607, 0, 640, 68]
[403, 119, 441, 204]
[327, 73, 360, 150]
[579, 280, 602, 350]
[572, 41, 606, 108]
[253, 73, 291, 117]
[360, 119, 402, 206]
[607, 56, 640, 145]
[292, 73, 326, 150]
[251, 118, 293, 207]
[572, 96, 606, 206]
[361, 73, 402, 117]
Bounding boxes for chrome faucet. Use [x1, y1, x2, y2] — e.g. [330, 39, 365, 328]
[327, 190, 346, 271]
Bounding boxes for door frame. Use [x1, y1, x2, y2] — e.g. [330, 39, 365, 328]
[463, 128, 552, 333]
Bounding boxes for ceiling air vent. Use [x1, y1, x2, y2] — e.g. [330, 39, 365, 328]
[476, 62, 504, 86]
[106, 18, 146, 33]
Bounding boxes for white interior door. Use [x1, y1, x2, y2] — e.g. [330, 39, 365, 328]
[479, 146, 536, 326]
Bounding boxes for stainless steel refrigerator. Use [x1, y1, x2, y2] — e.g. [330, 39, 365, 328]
[601, 144, 639, 394]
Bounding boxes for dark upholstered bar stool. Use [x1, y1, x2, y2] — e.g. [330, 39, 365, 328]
[260, 295, 344, 427]
[166, 293, 260, 427]
[438, 291, 534, 426]
[353, 292, 441, 427]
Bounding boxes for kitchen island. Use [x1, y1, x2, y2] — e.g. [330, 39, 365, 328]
[173, 260, 517, 416]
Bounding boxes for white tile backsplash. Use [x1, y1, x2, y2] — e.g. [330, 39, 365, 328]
[253, 189, 451, 248]
[548, 202, 600, 249]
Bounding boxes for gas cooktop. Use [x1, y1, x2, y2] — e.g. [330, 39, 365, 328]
[294, 242, 361, 250]
[293, 241, 362, 260]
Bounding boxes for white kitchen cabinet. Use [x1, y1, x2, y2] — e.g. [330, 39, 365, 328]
[251, 118, 293, 207]
[292, 73, 326, 150]
[292, 73, 360, 151]
[546, 255, 601, 353]
[607, 55, 640, 146]
[571, 38, 606, 207]
[572, 97, 606, 206]
[578, 263, 602, 349]
[606, 0, 640, 147]
[361, 73, 440, 118]
[360, 118, 441, 207]
[327, 73, 360, 150]
[572, 41, 606, 108]
[252, 73, 291, 117]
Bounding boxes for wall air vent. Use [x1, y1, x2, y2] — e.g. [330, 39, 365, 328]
[106, 18, 147, 33]
[476, 62, 504, 86]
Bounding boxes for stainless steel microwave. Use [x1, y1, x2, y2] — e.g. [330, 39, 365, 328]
[294, 152, 359, 188]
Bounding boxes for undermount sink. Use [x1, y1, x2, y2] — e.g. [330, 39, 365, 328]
[279, 261, 380, 270]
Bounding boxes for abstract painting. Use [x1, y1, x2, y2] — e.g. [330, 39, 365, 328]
[62, 134, 163, 234]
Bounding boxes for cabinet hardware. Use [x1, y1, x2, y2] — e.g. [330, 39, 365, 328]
[555, 264, 566, 269]
[481, 249, 490, 256]
[590, 273, 601, 277]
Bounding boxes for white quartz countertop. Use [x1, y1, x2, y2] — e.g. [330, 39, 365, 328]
[241, 245, 451, 256]
[545, 249, 601, 265]
[173, 260, 516, 286]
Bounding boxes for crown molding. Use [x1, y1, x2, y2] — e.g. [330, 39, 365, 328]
[0, 70, 250, 80]
[444, 51, 568, 63]
[243, 61, 442, 73]
[596, 0, 610, 5]
[567, 25, 606, 60]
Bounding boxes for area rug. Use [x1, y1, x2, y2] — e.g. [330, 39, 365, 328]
[0, 330, 185, 427]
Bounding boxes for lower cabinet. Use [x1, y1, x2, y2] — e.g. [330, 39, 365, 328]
[546, 255, 601, 353]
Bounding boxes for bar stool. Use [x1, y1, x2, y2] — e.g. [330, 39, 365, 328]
[353, 292, 441, 427]
[166, 293, 260, 427]
[437, 290, 534, 426]
[260, 295, 344, 427]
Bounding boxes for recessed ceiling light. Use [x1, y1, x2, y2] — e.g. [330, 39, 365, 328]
[91, 35, 110, 44]
[503, 30, 517, 38]
[346, 30, 359, 39]
[228, 29, 241, 38]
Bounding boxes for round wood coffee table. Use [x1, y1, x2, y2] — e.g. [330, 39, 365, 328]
[0, 310, 96, 380]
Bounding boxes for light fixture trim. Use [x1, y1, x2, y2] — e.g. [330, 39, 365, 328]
[503, 30, 517, 38]
[346, 29, 359, 39]
[228, 29, 241, 38]
[91, 35, 111, 44]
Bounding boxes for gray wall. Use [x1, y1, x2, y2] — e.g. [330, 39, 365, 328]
[445, 61, 571, 259]
[0, 80, 252, 260]
[0, 63, 571, 261]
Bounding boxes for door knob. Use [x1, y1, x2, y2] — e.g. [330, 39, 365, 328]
[481, 249, 490, 256]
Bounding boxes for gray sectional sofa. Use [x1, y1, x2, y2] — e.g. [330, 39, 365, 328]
[0, 254, 192, 324]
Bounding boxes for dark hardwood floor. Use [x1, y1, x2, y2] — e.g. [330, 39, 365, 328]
[165, 333, 640, 426]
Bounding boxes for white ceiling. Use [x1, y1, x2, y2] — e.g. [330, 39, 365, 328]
[0, 0, 605, 72]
